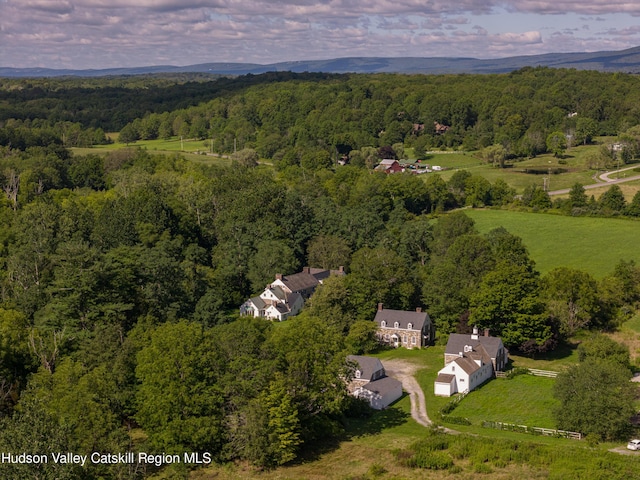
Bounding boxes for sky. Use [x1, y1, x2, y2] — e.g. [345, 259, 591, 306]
[2, 0, 640, 69]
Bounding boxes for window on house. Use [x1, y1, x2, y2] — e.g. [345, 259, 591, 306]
[407, 323, 413, 330]
[384, 334, 389, 341]
[402, 335, 407, 343]
[411, 337, 417, 345]
[394, 322, 399, 328]
[380, 321, 386, 327]
[355, 370, 361, 379]
[460, 378, 465, 382]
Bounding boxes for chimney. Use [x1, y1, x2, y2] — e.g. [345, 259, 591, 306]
[338, 265, 344, 273]
[416, 307, 422, 313]
[378, 303, 383, 311]
[471, 326, 479, 340]
[303, 266, 311, 274]
[276, 274, 283, 281]
[484, 328, 490, 337]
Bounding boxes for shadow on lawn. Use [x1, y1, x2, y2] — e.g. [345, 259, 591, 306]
[290, 399, 411, 465]
[509, 340, 579, 368]
[343, 396, 411, 439]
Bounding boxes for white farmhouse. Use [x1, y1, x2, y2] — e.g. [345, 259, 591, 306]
[434, 327, 508, 397]
[240, 267, 344, 321]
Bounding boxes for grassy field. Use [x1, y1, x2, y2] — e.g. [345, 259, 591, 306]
[424, 142, 640, 198]
[452, 375, 558, 428]
[72, 136, 235, 166]
[429, 144, 603, 192]
[464, 209, 640, 278]
[171, 345, 640, 480]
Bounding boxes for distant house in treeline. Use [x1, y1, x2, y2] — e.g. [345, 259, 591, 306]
[239, 267, 344, 321]
[434, 122, 451, 135]
[374, 159, 403, 174]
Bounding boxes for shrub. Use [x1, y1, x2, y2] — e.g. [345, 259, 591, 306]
[473, 463, 493, 474]
[367, 463, 386, 477]
[506, 367, 529, 379]
[409, 451, 454, 470]
[441, 415, 472, 425]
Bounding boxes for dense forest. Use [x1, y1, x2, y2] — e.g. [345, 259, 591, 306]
[1, 69, 640, 478]
[5, 68, 640, 162]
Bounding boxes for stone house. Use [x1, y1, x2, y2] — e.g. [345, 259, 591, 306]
[374, 304, 435, 349]
[346, 355, 403, 410]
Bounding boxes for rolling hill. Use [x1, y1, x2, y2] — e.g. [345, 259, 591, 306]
[3, 46, 640, 77]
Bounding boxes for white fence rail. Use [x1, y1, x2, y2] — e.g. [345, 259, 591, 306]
[483, 421, 582, 440]
[528, 368, 559, 378]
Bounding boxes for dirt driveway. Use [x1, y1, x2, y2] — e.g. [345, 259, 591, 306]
[381, 359, 431, 427]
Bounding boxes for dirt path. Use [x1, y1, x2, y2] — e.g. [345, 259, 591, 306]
[381, 359, 459, 434]
[381, 359, 431, 427]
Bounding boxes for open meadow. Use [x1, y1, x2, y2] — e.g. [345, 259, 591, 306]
[463, 209, 640, 278]
[178, 345, 640, 480]
[72, 136, 235, 166]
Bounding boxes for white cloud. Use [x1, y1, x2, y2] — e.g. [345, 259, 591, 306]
[1, 0, 639, 68]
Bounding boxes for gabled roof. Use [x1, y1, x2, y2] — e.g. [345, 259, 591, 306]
[374, 308, 430, 331]
[261, 285, 287, 301]
[445, 333, 504, 360]
[467, 344, 492, 366]
[277, 272, 320, 293]
[246, 296, 266, 309]
[435, 373, 456, 384]
[287, 291, 302, 307]
[347, 355, 384, 381]
[361, 376, 402, 396]
[453, 356, 481, 375]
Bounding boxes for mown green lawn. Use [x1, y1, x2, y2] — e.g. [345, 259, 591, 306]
[452, 375, 558, 428]
[464, 209, 640, 278]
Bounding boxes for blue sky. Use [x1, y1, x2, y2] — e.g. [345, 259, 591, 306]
[1, 1, 640, 69]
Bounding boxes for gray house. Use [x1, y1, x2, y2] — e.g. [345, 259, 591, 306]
[346, 355, 403, 410]
[374, 304, 435, 349]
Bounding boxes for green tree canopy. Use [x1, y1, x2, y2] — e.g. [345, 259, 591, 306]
[553, 359, 635, 441]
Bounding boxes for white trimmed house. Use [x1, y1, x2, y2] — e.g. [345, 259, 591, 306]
[347, 355, 403, 410]
[434, 327, 508, 397]
[240, 267, 344, 321]
[374, 304, 435, 349]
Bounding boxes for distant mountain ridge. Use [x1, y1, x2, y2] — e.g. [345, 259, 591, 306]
[3, 46, 640, 77]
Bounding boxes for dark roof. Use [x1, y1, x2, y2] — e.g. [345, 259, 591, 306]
[247, 296, 265, 309]
[361, 376, 402, 396]
[309, 267, 332, 282]
[374, 309, 430, 331]
[287, 291, 302, 307]
[435, 373, 456, 384]
[445, 333, 504, 360]
[453, 356, 481, 375]
[278, 272, 320, 293]
[347, 355, 384, 381]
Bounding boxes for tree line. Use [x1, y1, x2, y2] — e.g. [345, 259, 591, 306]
[0, 137, 639, 476]
[114, 68, 640, 167]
